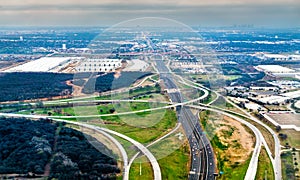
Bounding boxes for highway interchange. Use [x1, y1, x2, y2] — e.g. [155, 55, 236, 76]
[0, 44, 283, 180]
[0, 67, 282, 180]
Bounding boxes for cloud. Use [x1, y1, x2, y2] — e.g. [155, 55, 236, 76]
[0, 0, 299, 27]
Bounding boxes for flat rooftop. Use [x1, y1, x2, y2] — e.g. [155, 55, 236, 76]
[4, 57, 72, 72]
[256, 65, 295, 73]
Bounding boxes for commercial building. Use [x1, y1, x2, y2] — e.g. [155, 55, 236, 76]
[4, 57, 75, 72]
[256, 65, 295, 73]
[75, 59, 122, 72]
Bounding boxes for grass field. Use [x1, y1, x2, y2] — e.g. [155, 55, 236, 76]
[211, 96, 245, 115]
[129, 156, 154, 180]
[157, 144, 190, 180]
[110, 135, 139, 160]
[281, 151, 297, 180]
[151, 74, 160, 81]
[16, 101, 167, 117]
[202, 91, 218, 104]
[256, 147, 275, 180]
[103, 109, 177, 143]
[280, 129, 300, 149]
[97, 84, 161, 101]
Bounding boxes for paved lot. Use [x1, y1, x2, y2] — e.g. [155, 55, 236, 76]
[267, 113, 300, 126]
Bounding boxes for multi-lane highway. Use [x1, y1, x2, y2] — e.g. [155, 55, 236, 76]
[180, 77, 281, 180]
[188, 104, 263, 180]
[154, 58, 216, 180]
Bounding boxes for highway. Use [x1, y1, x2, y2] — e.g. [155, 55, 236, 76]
[1, 73, 281, 180]
[181, 77, 281, 180]
[154, 58, 216, 180]
[222, 98, 282, 180]
[188, 105, 262, 180]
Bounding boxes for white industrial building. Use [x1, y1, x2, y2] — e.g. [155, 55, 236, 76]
[256, 65, 295, 73]
[75, 59, 122, 72]
[258, 90, 300, 105]
[262, 54, 289, 61]
[255, 53, 300, 61]
[258, 95, 290, 104]
[5, 57, 74, 72]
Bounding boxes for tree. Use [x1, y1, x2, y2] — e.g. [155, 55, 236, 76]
[279, 133, 288, 140]
[276, 125, 282, 132]
[109, 108, 115, 114]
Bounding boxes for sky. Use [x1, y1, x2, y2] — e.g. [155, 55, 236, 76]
[0, 0, 299, 27]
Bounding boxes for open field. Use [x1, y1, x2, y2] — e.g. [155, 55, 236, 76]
[97, 84, 161, 100]
[199, 110, 255, 179]
[129, 156, 153, 180]
[104, 109, 177, 143]
[148, 124, 189, 178]
[211, 96, 246, 115]
[157, 144, 189, 180]
[202, 91, 218, 104]
[255, 147, 275, 180]
[281, 151, 297, 180]
[16, 101, 167, 117]
[267, 113, 300, 126]
[280, 129, 300, 149]
[52, 108, 177, 145]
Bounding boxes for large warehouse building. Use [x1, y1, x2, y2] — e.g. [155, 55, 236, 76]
[5, 57, 75, 72]
[75, 59, 122, 72]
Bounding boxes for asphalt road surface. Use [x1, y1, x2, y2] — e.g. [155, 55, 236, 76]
[155, 58, 216, 180]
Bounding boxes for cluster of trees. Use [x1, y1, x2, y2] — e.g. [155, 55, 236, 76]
[0, 117, 56, 174]
[83, 72, 152, 94]
[49, 126, 119, 179]
[0, 117, 120, 179]
[0, 72, 73, 102]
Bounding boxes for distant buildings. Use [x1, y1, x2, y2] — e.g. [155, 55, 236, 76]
[226, 85, 300, 106]
[255, 65, 300, 79]
[62, 44, 67, 50]
[255, 53, 300, 61]
[171, 61, 206, 73]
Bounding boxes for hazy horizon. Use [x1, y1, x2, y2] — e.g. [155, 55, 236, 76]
[0, 0, 299, 28]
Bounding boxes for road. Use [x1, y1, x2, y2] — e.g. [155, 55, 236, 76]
[127, 122, 182, 175]
[222, 98, 282, 180]
[188, 105, 262, 180]
[0, 113, 162, 180]
[181, 77, 281, 180]
[154, 58, 216, 180]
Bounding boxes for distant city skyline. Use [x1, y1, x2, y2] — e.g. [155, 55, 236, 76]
[0, 0, 299, 27]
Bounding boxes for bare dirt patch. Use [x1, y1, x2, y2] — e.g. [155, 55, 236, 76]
[216, 116, 255, 163]
[66, 80, 85, 96]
